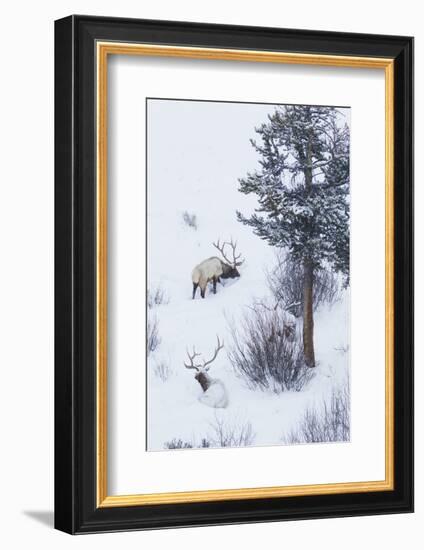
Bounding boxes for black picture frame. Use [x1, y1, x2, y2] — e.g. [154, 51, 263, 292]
[55, 15, 414, 534]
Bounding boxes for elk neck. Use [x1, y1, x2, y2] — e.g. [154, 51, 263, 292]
[195, 370, 211, 392]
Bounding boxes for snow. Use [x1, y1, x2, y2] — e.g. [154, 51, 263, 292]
[146, 99, 350, 451]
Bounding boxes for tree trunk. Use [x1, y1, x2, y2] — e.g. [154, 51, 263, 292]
[303, 259, 315, 367]
[302, 127, 315, 367]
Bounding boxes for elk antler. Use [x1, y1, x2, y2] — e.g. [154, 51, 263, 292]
[184, 346, 202, 371]
[225, 237, 244, 267]
[203, 336, 224, 371]
[212, 238, 244, 267]
[212, 239, 230, 264]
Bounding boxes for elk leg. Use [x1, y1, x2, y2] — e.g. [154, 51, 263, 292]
[200, 287, 205, 299]
[212, 276, 217, 294]
[192, 282, 198, 299]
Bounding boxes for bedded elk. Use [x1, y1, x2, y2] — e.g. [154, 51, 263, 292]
[191, 238, 244, 299]
[184, 336, 228, 408]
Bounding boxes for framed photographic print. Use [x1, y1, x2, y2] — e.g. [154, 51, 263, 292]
[54, 15, 414, 534]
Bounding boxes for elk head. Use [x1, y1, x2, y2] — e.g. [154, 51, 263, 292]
[212, 238, 244, 279]
[184, 336, 224, 392]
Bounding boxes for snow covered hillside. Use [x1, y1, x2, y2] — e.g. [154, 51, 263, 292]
[146, 99, 350, 451]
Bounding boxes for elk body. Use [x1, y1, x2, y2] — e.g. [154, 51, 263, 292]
[192, 239, 244, 299]
[184, 336, 228, 408]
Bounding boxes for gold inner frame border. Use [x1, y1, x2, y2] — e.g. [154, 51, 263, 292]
[96, 42, 394, 508]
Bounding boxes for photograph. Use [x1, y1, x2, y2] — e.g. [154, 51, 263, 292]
[146, 98, 351, 452]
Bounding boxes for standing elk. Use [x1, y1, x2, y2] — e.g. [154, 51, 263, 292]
[191, 238, 244, 299]
[184, 336, 228, 408]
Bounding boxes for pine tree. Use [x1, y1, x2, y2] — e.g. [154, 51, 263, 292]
[237, 105, 350, 367]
